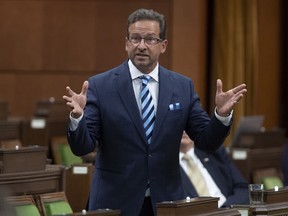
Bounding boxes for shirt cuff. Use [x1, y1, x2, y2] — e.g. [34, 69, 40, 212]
[69, 112, 84, 131]
[214, 108, 233, 126]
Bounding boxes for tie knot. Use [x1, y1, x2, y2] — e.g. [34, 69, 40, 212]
[139, 75, 151, 85]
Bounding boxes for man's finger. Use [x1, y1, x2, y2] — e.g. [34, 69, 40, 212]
[232, 84, 247, 94]
[81, 81, 89, 95]
[216, 79, 223, 94]
[66, 86, 76, 96]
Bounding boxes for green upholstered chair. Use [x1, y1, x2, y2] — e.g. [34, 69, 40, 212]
[44, 200, 73, 216]
[15, 204, 41, 216]
[38, 191, 73, 216]
[261, 176, 284, 190]
[51, 136, 82, 167]
[5, 195, 41, 216]
[59, 144, 83, 167]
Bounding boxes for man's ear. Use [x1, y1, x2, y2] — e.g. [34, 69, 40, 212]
[160, 40, 168, 54]
[125, 38, 129, 52]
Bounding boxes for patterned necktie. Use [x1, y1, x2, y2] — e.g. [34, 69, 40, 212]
[139, 75, 155, 145]
[182, 154, 209, 196]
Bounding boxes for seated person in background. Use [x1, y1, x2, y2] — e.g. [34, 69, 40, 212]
[282, 142, 288, 186]
[179, 131, 249, 208]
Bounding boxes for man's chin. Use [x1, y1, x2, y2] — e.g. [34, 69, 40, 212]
[133, 60, 148, 68]
[134, 63, 150, 73]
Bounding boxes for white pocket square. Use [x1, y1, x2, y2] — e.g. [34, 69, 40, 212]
[168, 103, 181, 111]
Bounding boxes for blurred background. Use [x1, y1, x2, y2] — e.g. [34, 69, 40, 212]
[0, 0, 287, 144]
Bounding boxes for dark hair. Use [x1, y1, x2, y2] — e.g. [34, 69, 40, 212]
[127, 8, 167, 40]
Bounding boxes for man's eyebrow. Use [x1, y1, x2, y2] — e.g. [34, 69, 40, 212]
[130, 33, 158, 37]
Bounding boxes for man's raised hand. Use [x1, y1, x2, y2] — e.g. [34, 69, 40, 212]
[215, 79, 247, 117]
[63, 81, 89, 118]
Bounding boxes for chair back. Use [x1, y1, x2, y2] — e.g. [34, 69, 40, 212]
[37, 191, 73, 216]
[51, 136, 83, 167]
[262, 176, 284, 190]
[5, 195, 41, 216]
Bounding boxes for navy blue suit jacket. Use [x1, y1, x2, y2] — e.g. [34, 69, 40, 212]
[67, 60, 231, 216]
[282, 143, 288, 186]
[180, 146, 249, 207]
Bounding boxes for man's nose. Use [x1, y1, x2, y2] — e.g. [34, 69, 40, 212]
[138, 38, 147, 48]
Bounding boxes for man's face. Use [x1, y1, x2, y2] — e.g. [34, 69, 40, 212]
[125, 20, 168, 74]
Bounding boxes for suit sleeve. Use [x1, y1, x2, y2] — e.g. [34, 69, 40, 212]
[67, 77, 100, 156]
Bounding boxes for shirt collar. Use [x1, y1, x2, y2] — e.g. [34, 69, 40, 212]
[128, 59, 159, 82]
[180, 148, 195, 160]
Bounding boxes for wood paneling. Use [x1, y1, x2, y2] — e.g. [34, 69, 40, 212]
[170, 0, 208, 107]
[257, 0, 281, 129]
[0, 1, 43, 70]
[0, 0, 172, 117]
[280, 0, 288, 136]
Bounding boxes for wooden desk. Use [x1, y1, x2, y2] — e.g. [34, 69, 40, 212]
[264, 187, 288, 204]
[64, 164, 94, 212]
[157, 197, 219, 216]
[65, 209, 121, 216]
[20, 118, 67, 146]
[20, 118, 50, 147]
[232, 187, 288, 215]
[0, 119, 21, 141]
[20, 118, 68, 160]
[0, 165, 64, 196]
[232, 202, 288, 216]
[157, 197, 242, 216]
[192, 208, 240, 216]
[250, 202, 288, 215]
[230, 147, 284, 182]
[34, 98, 70, 120]
[234, 130, 285, 149]
[0, 146, 47, 174]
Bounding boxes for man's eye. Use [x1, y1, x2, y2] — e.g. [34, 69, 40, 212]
[146, 37, 155, 42]
[131, 37, 140, 41]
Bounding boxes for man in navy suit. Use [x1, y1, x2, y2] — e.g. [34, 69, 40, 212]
[179, 131, 249, 208]
[63, 8, 247, 216]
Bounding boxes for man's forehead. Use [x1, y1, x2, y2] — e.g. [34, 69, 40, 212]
[129, 20, 160, 33]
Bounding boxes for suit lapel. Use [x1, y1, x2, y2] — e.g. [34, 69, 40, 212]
[113, 62, 147, 144]
[150, 67, 173, 142]
[113, 63, 174, 146]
